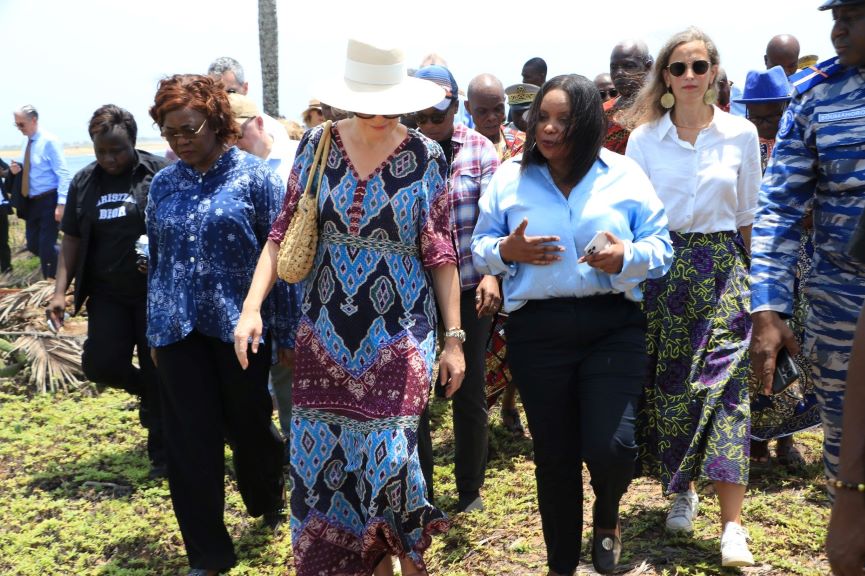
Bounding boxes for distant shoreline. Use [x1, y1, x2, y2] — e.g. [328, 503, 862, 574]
[0, 140, 167, 159]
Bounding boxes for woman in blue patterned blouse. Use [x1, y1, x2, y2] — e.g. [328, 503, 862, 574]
[147, 74, 296, 576]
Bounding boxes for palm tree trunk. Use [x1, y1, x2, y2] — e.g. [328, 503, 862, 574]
[258, 0, 279, 117]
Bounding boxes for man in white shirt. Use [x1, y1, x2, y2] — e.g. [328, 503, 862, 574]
[208, 56, 295, 164]
[229, 94, 297, 185]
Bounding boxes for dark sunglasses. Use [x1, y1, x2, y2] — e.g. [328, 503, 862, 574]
[599, 88, 619, 99]
[666, 60, 711, 77]
[407, 110, 450, 125]
[354, 112, 401, 119]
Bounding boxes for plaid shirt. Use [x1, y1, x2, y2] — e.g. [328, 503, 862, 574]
[448, 124, 500, 290]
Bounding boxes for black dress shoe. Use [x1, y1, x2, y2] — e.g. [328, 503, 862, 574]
[263, 507, 287, 533]
[187, 569, 218, 576]
[591, 528, 622, 574]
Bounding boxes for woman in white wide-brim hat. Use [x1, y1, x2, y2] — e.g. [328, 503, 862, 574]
[235, 38, 464, 576]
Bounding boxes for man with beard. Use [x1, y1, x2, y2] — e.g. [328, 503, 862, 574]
[604, 40, 654, 153]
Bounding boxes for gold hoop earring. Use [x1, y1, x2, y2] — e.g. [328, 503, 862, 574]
[703, 87, 718, 106]
[660, 88, 675, 109]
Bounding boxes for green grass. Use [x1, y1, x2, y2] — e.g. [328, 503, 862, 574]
[0, 386, 830, 575]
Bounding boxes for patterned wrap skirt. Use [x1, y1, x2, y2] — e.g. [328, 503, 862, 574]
[639, 231, 752, 494]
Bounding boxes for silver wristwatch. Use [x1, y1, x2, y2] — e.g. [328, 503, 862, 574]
[444, 327, 466, 343]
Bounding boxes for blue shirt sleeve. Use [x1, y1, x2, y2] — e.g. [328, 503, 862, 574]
[45, 138, 71, 204]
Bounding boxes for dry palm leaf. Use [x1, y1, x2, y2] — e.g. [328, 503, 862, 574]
[0, 280, 57, 325]
[11, 333, 86, 393]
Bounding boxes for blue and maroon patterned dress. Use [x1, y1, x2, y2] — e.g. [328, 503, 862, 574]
[268, 124, 455, 575]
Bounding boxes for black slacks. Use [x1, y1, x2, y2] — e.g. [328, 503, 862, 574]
[155, 330, 284, 571]
[0, 210, 10, 272]
[82, 292, 164, 465]
[507, 295, 646, 574]
[417, 289, 493, 502]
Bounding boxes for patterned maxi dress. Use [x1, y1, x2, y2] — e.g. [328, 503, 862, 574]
[267, 124, 455, 575]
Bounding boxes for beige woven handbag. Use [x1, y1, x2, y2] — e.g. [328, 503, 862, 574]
[276, 121, 332, 283]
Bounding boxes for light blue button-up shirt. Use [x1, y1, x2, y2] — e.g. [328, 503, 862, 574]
[471, 148, 674, 312]
[20, 130, 71, 204]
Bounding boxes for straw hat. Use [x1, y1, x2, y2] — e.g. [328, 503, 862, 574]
[316, 39, 446, 116]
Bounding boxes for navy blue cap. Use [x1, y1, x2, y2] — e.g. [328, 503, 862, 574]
[414, 66, 459, 111]
[819, 0, 865, 10]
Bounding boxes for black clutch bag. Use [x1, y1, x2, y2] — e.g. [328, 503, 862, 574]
[772, 347, 800, 395]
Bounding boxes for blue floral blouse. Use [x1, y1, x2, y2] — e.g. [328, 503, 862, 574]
[146, 146, 300, 349]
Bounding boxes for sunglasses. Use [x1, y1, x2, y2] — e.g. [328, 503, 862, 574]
[13, 122, 26, 129]
[407, 110, 450, 125]
[160, 118, 208, 141]
[666, 60, 711, 77]
[354, 112, 401, 119]
[599, 89, 619, 99]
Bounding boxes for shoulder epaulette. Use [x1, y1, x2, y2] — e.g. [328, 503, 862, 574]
[789, 57, 845, 96]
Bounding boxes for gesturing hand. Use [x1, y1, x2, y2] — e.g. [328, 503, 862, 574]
[498, 218, 564, 265]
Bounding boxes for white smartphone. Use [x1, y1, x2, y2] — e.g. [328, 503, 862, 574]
[584, 231, 611, 256]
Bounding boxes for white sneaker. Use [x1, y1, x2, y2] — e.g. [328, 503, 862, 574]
[665, 489, 699, 533]
[721, 522, 755, 567]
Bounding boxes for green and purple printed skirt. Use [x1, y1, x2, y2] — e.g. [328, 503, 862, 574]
[639, 231, 751, 494]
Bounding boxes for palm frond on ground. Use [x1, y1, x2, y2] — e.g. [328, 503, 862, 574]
[0, 279, 88, 394]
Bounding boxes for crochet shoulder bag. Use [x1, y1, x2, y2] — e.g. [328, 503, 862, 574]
[276, 120, 332, 283]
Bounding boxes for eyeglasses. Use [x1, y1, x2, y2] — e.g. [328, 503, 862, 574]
[746, 111, 784, 126]
[666, 60, 711, 77]
[160, 119, 207, 141]
[407, 110, 450, 125]
[13, 122, 26, 129]
[599, 89, 619, 99]
[353, 112, 401, 119]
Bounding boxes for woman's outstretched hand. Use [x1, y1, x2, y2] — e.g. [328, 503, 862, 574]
[498, 218, 564, 265]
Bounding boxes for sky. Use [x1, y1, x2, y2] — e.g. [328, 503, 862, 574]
[0, 0, 837, 150]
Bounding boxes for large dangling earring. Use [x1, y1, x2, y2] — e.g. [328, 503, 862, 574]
[703, 87, 718, 106]
[660, 87, 675, 109]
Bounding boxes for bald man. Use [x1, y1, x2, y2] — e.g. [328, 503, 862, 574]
[594, 73, 617, 102]
[466, 73, 525, 161]
[765, 34, 801, 77]
[605, 39, 653, 153]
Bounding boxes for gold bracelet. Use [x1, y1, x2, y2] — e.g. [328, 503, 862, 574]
[828, 478, 865, 492]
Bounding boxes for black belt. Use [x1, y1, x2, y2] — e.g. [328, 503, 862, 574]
[28, 189, 57, 202]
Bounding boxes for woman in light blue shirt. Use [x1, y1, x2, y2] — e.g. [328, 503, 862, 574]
[472, 74, 672, 576]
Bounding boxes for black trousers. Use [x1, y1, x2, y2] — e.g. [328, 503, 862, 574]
[417, 290, 493, 502]
[155, 330, 285, 571]
[452, 289, 492, 496]
[507, 295, 646, 574]
[82, 292, 164, 465]
[24, 191, 58, 279]
[0, 210, 10, 272]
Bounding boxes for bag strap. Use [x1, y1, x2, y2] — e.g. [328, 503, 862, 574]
[303, 120, 333, 200]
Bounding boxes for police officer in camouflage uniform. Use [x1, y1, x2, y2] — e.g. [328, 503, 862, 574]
[750, 0, 865, 497]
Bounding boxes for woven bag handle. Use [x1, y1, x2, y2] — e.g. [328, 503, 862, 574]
[302, 120, 333, 201]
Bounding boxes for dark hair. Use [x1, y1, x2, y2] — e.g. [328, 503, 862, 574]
[523, 57, 548, 75]
[88, 104, 137, 145]
[521, 74, 605, 187]
[148, 74, 240, 144]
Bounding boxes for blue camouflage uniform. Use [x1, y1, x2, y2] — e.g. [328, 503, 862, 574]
[751, 57, 865, 492]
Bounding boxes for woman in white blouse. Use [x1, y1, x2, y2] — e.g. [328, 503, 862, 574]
[623, 27, 761, 568]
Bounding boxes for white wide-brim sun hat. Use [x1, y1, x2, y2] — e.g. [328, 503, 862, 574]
[316, 39, 446, 116]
